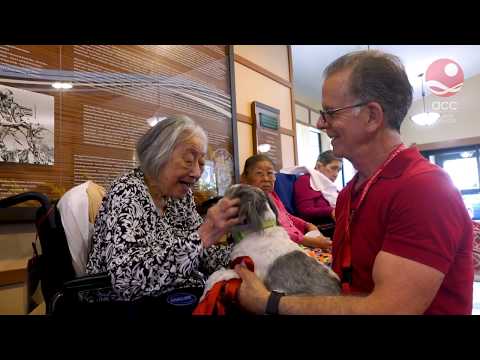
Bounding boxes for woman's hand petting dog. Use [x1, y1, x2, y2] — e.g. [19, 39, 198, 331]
[234, 263, 271, 314]
[199, 197, 242, 247]
[302, 235, 332, 250]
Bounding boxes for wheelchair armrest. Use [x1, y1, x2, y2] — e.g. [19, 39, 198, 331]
[317, 223, 335, 231]
[63, 273, 111, 293]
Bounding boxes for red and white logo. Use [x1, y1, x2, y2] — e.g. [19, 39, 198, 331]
[425, 59, 464, 97]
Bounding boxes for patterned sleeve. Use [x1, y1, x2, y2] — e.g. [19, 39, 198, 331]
[200, 243, 233, 275]
[87, 180, 204, 301]
[182, 193, 233, 275]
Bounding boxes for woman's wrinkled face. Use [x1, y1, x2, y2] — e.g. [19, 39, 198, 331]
[317, 159, 342, 182]
[158, 136, 206, 199]
[242, 160, 276, 193]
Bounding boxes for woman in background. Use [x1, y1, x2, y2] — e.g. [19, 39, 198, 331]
[241, 154, 331, 250]
[294, 150, 342, 224]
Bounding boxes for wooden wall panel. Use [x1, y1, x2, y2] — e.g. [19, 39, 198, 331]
[234, 63, 293, 130]
[0, 45, 236, 204]
[234, 46, 290, 82]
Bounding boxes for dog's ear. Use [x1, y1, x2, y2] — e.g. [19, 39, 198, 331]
[237, 187, 267, 233]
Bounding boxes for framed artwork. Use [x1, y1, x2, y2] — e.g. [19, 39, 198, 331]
[0, 84, 54, 165]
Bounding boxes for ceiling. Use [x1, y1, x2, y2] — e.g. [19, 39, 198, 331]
[291, 45, 480, 110]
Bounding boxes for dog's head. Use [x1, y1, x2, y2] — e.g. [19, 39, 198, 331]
[224, 184, 279, 238]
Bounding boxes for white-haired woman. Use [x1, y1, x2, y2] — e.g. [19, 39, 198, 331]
[86, 116, 240, 302]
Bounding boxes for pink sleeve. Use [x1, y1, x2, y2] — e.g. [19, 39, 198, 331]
[270, 192, 305, 243]
[289, 212, 307, 233]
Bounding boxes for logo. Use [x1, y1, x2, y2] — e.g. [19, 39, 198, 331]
[425, 59, 464, 97]
[166, 292, 197, 306]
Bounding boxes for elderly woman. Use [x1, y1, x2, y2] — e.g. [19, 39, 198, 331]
[294, 150, 342, 224]
[241, 154, 331, 250]
[85, 115, 240, 301]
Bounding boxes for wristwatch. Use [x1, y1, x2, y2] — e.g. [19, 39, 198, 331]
[265, 290, 285, 315]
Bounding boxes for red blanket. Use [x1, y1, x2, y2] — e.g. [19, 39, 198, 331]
[193, 256, 254, 315]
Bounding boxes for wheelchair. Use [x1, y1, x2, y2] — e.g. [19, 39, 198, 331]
[0, 191, 204, 317]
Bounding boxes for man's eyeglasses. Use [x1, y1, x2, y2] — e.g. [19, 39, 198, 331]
[318, 102, 369, 126]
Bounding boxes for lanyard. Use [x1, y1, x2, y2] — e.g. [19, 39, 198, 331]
[334, 143, 407, 293]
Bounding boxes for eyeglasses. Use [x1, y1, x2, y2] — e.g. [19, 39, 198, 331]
[318, 102, 369, 126]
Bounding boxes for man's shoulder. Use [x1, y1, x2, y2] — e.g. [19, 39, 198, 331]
[392, 158, 465, 212]
[402, 158, 450, 187]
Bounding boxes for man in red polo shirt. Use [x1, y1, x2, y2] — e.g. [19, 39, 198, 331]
[234, 50, 473, 315]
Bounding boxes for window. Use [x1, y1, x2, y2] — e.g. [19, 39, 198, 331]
[295, 122, 321, 169]
[422, 145, 480, 220]
[335, 158, 356, 190]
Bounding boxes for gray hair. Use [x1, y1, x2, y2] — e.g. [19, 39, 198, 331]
[323, 50, 413, 132]
[317, 150, 342, 166]
[136, 115, 207, 179]
[242, 154, 276, 177]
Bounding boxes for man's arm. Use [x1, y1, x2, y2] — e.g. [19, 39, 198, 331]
[235, 250, 444, 314]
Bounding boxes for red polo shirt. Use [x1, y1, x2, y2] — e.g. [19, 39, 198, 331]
[332, 147, 473, 314]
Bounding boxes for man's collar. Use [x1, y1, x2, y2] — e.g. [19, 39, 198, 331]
[379, 146, 420, 179]
[347, 146, 421, 195]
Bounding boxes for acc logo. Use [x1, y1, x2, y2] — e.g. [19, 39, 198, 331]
[166, 292, 197, 306]
[425, 59, 464, 97]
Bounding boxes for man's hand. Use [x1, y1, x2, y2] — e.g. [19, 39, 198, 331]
[199, 197, 241, 247]
[234, 264, 270, 314]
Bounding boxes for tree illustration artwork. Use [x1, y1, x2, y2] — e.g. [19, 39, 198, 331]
[0, 88, 53, 165]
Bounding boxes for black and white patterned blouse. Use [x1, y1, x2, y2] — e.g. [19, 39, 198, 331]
[85, 167, 232, 301]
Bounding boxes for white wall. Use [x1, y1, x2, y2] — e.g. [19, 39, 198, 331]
[401, 74, 480, 146]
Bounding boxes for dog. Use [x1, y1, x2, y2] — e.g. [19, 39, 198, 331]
[200, 184, 341, 303]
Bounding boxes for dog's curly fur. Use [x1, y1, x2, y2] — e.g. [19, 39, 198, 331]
[201, 184, 340, 301]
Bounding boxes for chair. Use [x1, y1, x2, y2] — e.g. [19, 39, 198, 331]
[0, 190, 204, 316]
[274, 173, 299, 215]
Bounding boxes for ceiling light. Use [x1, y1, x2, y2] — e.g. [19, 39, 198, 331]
[411, 73, 440, 126]
[258, 144, 271, 153]
[52, 82, 73, 89]
[411, 112, 440, 126]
